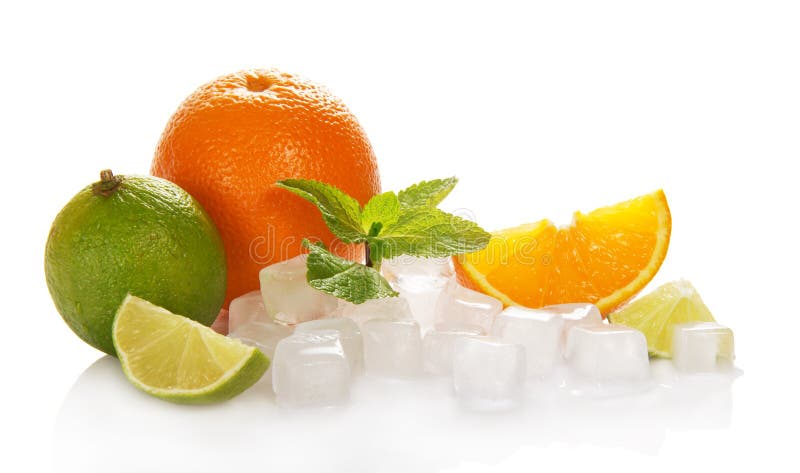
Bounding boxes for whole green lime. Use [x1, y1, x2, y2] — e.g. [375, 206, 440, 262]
[45, 170, 227, 355]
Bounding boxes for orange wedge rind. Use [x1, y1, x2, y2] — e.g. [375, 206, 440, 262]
[454, 190, 671, 315]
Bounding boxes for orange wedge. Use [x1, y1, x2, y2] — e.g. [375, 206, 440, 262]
[454, 190, 671, 316]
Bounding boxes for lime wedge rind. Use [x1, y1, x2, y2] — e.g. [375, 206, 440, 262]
[608, 280, 716, 358]
[112, 295, 270, 404]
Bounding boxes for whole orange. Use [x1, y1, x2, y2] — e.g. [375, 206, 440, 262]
[152, 69, 380, 307]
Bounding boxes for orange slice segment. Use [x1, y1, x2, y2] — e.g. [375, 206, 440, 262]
[454, 190, 671, 315]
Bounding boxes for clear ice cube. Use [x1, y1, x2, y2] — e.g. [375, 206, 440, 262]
[337, 296, 413, 329]
[229, 321, 294, 361]
[565, 324, 650, 385]
[259, 254, 339, 325]
[422, 324, 485, 375]
[434, 281, 503, 334]
[541, 302, 604, 345]
[295, 317, 363, 375]
[382, 255, 454, 279]
[452, 336, 526, 410]
[272, 330, 350, 407]
[671, 322, 735, 373]
[228, 290, 271, 334]
[382, 256, 454, 330]
[491, 306, 565, 378]
[362, 319, 422, 378]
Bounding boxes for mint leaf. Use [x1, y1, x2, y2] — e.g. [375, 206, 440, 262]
[303, 240, 398, 304]
[276, 179, 365, 243]
[397, 177, 458, 208]
[375, 207, 491, 258]
[361, 191, 400, 233]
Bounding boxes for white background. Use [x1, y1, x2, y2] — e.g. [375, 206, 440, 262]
[2, 1, 799, 471]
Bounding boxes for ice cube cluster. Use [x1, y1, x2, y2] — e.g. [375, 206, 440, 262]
[228, 254, 736, 409]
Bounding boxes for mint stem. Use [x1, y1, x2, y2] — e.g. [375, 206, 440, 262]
[365, 243, 373, 268]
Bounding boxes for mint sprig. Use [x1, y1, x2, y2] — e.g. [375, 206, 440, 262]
[303, 240, 398, 303]
[275, 177, 491, 304]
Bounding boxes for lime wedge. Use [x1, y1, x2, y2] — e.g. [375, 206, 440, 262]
[607, 280, 715, 358]
[112, 295, 269, 404]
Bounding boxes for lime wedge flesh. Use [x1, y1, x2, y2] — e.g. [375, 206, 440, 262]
[608, 280, 715, 358]
[112, 295, 270, 404]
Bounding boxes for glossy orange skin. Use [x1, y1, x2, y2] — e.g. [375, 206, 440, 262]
[152, 70, 380, 307]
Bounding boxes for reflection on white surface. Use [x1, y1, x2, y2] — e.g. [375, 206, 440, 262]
[53, 357, 739, 473]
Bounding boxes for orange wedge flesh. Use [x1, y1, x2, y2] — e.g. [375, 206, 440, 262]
[454, 190, 671, 315]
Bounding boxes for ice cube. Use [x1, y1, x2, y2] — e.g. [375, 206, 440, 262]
[382, 256, 454, 330]
[259, 254, 339, 325]
[295, 317, 363, 375]
[228, 290, 271, 334]
[362, 319, 422, 378]
[272, 330, 350, 407]
[452, 336, 526, 410]
[434, 281, 503, 333]
[228, 315, 294, 361]
[337, 296, 413, 329]
[491, 306, 565, 378]
[398, 287, 447, 331]
[422, 324, 485, 375]
[382, 255, 454, 280]
[671, 322, 735, 373]
[565, 324, 650, 385]
[211, 308, 229, 335]
[541, 302, 604, 345]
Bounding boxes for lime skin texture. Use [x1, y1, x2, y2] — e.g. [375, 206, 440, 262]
[45, 173, 227, 355]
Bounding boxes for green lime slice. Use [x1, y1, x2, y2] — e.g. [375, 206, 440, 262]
[112, 295, 269, 404]
[608, 280, 716, 358]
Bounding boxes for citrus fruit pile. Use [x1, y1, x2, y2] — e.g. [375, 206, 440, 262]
[44, 68, 735, 405]
[45, 69, 381, 402]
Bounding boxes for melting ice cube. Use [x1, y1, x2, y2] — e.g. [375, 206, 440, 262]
[362, 319, 422, 378]
[382, 255, 454, 280]
[228, 291, 294, 360]
[491, 306, 565, 378]
[434, 281, 503, 334]
[452, 336, 526, 411]
[671, 322, 735, 373]
[272, 330, 350, 407]
[337, 296, 413, 329]
[382, 256, 454, 330]
[422, 324, 485, 376]
[295, 317, 364, 375]
[259, 254, 339, 325]
[228, 290, 271, 333]
[565, 324, 650, 388]
[541, 302, 604, 346]
[229, 321, 294, 361]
